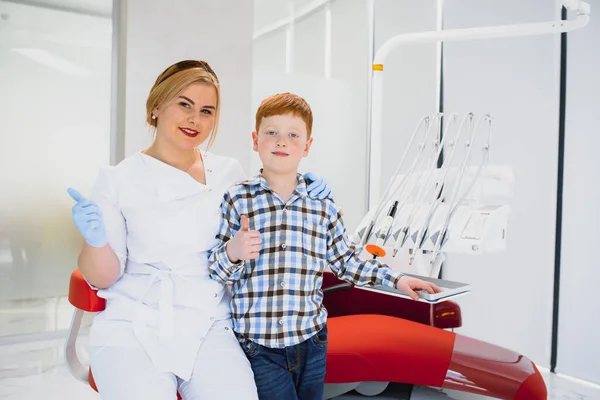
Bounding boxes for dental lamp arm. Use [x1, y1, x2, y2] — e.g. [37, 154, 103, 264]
[368, 1, 590, 207]
[373, 1, 590, 65]
[563, 0, 590, 14]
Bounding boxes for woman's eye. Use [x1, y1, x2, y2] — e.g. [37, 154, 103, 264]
[266, 131, 276, 135]
[179, 102, 190, 108]
[201, 109, 213, 115]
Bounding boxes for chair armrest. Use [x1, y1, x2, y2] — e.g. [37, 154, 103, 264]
[68, 269, 106, 312]
[323, 282, 353, 294]
[433, 300, 462, 329]
[65, 268, 105, 385]
[322, 272, 462, 328]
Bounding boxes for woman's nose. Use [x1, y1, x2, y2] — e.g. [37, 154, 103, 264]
[188, 114, 199, 125]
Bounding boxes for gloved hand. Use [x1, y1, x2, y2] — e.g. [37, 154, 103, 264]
[67, 187, 108, 248]
[304, 172, 334, 201]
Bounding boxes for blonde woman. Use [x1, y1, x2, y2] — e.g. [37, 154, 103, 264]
[67, 60, 331, 399]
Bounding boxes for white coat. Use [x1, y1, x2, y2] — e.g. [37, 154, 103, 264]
[88, 151, 246, 381]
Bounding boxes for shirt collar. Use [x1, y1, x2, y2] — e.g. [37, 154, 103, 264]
[242, 170, 308, 198]
[136, 151, 211, 201]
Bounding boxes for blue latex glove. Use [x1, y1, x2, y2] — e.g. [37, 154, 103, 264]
[67, 187, 107, 248]
[304, 172, 334, 201]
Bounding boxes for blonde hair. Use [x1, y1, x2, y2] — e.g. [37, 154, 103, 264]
[255, 92, 313, 138]
[146, 60, 221, 148]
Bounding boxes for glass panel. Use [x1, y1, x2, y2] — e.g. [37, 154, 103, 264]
[0, 1, 112, 337]
[293, 7, 325, 76]
[254, 0, 291, 33]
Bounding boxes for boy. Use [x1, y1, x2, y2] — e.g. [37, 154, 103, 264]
[208, 93, 440, 399]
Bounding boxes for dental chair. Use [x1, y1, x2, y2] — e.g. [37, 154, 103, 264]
[65, 269, 547, 399]
[64, 269, 185, 399]
[321, 273, 547, 399]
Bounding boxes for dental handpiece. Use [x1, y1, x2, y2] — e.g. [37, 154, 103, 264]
[365, 201, 399, 258]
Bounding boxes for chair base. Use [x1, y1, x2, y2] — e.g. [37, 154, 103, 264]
[324, 382, 360, 399]
[325, 383, 458, 399]
[355, 381, 390, 396]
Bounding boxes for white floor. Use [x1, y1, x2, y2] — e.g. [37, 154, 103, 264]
[0, 296, 88, 338]
[2, 335, 600, 400]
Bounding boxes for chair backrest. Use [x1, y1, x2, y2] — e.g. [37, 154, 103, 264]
[70, 271, 182, 399]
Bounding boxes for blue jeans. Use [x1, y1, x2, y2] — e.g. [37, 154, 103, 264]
[238, 326, 328, 400]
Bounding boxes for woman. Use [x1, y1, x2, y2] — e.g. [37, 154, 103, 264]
[67, 60, 331, 399]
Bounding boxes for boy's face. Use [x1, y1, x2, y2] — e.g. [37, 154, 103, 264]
[253, 113, 313, 175]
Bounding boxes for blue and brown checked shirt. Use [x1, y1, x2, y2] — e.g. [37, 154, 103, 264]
[208, 173, 403, 348]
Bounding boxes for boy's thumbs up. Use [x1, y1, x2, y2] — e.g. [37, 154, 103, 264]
[240, 215, 249, 231]
[226, 215, 261, 263]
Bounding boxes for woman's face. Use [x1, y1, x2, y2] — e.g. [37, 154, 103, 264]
[153, 83, 217, 151]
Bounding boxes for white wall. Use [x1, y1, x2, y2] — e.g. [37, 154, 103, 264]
[557, 0, 600, 384]
[374, 0, 439, 204]
[441, 0, 561, 367]
[123, 0, 254, 173]
[251, 0, 438, 233]
[251, 0, 371, 231]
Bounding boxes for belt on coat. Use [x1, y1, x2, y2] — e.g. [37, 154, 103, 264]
[126, 261, 210, 344]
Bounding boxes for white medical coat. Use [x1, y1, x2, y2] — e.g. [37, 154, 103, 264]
[87, 151, 246, 381]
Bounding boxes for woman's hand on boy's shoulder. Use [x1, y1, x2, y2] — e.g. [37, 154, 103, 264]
[304, 172, 335, 201]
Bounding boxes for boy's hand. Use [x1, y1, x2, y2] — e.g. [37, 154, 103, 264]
[226, 215, 262, 263]
[395, 276, 442, 301]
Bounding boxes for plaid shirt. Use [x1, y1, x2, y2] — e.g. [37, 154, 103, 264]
[208, 173, 403, 348]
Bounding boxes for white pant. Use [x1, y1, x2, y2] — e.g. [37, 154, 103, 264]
[89, 320, 258, 400]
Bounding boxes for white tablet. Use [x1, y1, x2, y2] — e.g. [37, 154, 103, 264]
[355, 274, 471, 304]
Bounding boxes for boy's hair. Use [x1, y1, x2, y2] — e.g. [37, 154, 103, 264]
[255, 92, 313, 138]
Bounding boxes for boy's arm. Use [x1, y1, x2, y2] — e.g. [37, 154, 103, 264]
[326, 201, 403, 289]
[208, 193, 246, 283]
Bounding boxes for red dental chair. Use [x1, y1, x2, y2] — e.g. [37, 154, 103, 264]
[320, 273, 547, 399]
[65, 269, 547, 399]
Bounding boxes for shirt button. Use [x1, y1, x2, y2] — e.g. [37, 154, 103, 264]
[280, 281, 286, 287]
[278, 319, 284, 325]
[212, 293, 218, 298]
[210, 316, 215, 321]
[280, 243, 287, 250]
